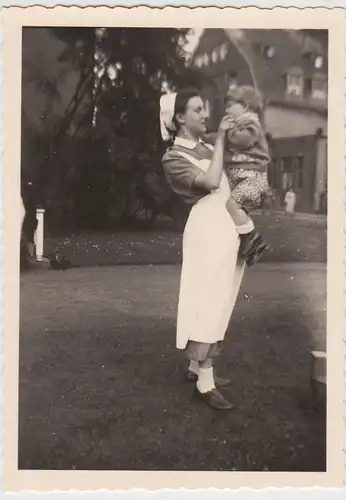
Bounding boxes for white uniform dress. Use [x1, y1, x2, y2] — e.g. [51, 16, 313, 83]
[174, 146, 245, 352]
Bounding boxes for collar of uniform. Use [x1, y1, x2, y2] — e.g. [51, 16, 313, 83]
[174, 136, 203, 150]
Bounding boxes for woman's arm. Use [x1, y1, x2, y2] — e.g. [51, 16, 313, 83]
[194, 116, 235, 191]
[201, 132, 218, 145]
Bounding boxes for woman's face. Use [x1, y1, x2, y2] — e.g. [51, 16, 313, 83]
[178, 96, 207, 136]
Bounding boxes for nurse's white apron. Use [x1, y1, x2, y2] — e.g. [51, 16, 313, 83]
[176, 151, 245, 349]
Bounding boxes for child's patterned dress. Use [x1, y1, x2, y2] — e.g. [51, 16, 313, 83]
[224, 111, 270, 210]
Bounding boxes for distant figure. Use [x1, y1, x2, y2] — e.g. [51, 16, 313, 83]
[284, 188, 296, 217]
[262, 187, 275, 215]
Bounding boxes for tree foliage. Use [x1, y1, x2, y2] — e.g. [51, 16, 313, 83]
[21, 27, 202, 231]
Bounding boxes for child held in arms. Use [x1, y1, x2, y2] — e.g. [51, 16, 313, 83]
[222, 84, 272, 265]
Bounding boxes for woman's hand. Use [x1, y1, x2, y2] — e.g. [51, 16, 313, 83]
[218, 114, 236, 134]
[194, 114, 231, 192]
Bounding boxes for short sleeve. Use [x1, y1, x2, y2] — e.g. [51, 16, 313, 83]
[162, 151, 202, 189]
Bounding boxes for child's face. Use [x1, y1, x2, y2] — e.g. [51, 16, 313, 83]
[226, 100, 247, 117]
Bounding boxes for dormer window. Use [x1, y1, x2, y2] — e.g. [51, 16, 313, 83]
[254, 43, 275, 58]
[264, 45, 275, 58]
[314, 55, 323, 69]
[211, 49, 218, 63]
[220, 43, 228, 60]
[285, 68, 304, 97]
[304, 50, 324, 69]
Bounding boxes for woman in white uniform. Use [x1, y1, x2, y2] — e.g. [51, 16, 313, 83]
[284, 188, 296, 217]
[161, 88, 245, 411]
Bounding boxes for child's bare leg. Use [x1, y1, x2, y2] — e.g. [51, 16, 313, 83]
[226, 196, 254, 234]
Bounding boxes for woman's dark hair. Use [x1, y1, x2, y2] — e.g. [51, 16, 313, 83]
[172, 87, 201, 133]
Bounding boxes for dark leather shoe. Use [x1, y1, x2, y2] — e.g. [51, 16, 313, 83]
[195, 388, 234, 411]
[246, 242, 272, 266]
[239, 230, 263, 257]
[187, 371, 231, 387]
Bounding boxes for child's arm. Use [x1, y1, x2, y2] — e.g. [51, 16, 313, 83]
[202, 119, 237, 145]
[226, 116, 261, 151]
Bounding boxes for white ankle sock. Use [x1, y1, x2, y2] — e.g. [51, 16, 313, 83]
[197, 367, 215, 393]
[188, 360, 199, 374]
[236, 220, 255, 235]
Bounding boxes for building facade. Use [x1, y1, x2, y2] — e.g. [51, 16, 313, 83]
[189, 29, 328, 212]
[268, 133, 327, 212]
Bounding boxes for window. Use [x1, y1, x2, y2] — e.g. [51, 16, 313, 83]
[282, 156, 293, 173]
[279, 156, 304, 190]
[311, 76, 327, 100]
[264, 45, 275, 58]
[296, 157, 304, 189]
[220, 43, 228, 60]
[211, 49, 218, 63]
[203, 53, 209, 66]
[292, 156, 304, 189]
[267, 160, 275, 187]
[254, 43, 275, 58]
[227, 71, 237, 89]
[272, 159, 282, 190]
[280, 157, 294, 190]
[282, 172, 293, 190]
[285, 72, 304, 97]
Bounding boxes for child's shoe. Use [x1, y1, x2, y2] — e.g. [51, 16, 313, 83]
[239, 229, 264, 258]
[246, 241, 272, 266]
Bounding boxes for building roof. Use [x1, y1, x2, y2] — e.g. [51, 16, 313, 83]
[189, 29, 328, 114]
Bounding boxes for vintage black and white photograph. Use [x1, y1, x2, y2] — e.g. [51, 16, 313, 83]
[3, 5, 344, 490]
[18, 24, 329, 472]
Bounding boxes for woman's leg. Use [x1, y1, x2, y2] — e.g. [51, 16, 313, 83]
[196, 357, 215, 393]
[188, 359, 199, 376]
[195, 356, 234, 410]
[184, 342, 233, 410]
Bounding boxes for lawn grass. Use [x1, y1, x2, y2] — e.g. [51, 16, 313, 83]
[19, 263, 326, 471]
[43, 214, 327, 267]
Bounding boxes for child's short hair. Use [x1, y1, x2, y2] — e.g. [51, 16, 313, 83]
[226, 85, 263, 115]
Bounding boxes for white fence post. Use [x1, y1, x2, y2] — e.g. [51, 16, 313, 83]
[34, 208, 45, 261]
